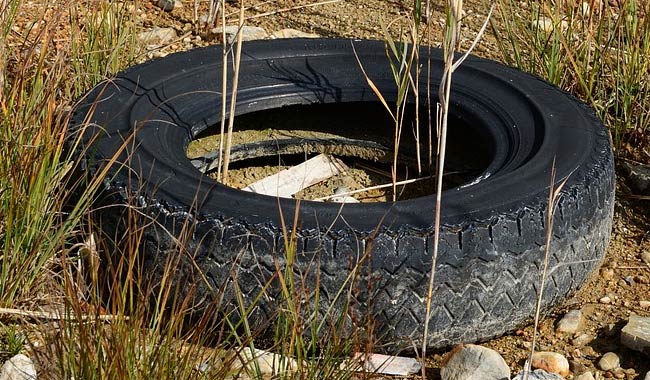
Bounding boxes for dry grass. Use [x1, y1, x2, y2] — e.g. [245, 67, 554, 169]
[0, 0, 647, 378]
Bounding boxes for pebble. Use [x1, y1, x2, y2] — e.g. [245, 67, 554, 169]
[575, 372, 595, 380]
[641, 251, 650, 265]
[330, 187, 359, 203]
[531, 351, 570, 377]
[600, 267, 615, 280]
[511, 369, 564, 380]
[640, 300, 650, 308]
[620, 161, 650, 195]
[271, 28, 320, 39]
[137, 27, 177, 46]
[0, 354, 37, 380]
[571, 333, 593, 347]
[533, 16, 569, 33]
[440, 344, 510, 380]
[569, 359, 588, 374]
[621, 314, 650, 354]
[157, 0, 182, 11]
[210, 26, 268, 44]
[645, 371, 650, 380]
[556, 310, 583, 334]
[598, 352, 620, 371]
[234, 347, 297, 376]
[635, 275, 649, 284]
[599, 295, 612, 304]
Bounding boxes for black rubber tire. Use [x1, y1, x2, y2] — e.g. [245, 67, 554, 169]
[70, 38, 614, 352]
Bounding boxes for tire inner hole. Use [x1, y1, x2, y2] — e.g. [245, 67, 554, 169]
[187, 102, 493, 202]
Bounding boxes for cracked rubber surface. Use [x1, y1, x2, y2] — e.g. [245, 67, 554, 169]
[70, 38, 615, 352]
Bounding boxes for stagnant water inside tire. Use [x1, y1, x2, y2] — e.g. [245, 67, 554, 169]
[187, 102, 493, 202]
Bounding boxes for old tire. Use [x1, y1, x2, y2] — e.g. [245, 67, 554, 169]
[70, 38, 614, 351]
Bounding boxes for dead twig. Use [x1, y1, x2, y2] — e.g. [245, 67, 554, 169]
[0, 307, 127, 322]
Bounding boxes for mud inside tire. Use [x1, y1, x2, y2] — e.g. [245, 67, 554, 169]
[70, 38, 615, 352]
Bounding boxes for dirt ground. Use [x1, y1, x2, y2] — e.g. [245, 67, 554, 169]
[160, 0, 650, 375]
[172, 1, 650, 377]
[12, 0, 650, 378]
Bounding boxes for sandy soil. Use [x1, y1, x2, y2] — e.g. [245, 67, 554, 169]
[11, 0, 650, 378]
[122, 0, 650, 377]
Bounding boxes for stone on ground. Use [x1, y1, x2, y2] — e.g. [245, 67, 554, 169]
[574, 371, 596, 380]
[440, 344, 510, 380]
[556, 309, 584, 334]
[531, 351, 569, 377]
[512, 369, 564, 380]
[137, 27, 177, 46]
[211, 26, 268, 43]
[0, 354, 36, 380]
[621, 314, 650, 354]
[157, 0, 182, 11]
[597, 352, 620, 371]
[271, 28, 320, 39]
[620, 161, 650, 195]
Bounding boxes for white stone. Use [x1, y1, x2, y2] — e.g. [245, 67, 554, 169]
[645, 370, 650, 380]
[533, 17, 568, 33]
[597, 352, 620, 371]
[271, 28, 320, 39]
[211, 26, 268, 44]
[556, 309, 583, 334]
[233, 347, 297, 376]
[137, 27, 177, 46]
[0, 354, 36, 380]
[621, 314, 650, 354]
[440, 344, 510, 380]
[512, 369, 564, 380]
[575, 371, 595, 380]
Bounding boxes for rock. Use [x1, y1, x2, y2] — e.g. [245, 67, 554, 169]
[635, 275, 649, 284]
[599, 295, 612, 304]
[533, 16, 569, 33]
[621, 314, 650, 354]
[234, 347, 297, 376]
[571, 333, 593, 347]
[137, 27, 177, 46]
[531, 351, 569, 377]
[556, 310, 583, 334]
[569, 359, 588, 374]
[440, 344, 510, 380]
[271, 28, 320, 39]
[512, 369, 564, 380]
[600, 267, 615, 280]
[0, 354, 37, 380]
[210, 26, 268, 43]
[575, 372, 596, 380]
[640, 300, 650, 308]
[645, 371, 650, 380]
[620, 161, 650, 195]
[641, 251, 650, 265]
[598, 352, 620, 371]
[157, 0, 182, 11]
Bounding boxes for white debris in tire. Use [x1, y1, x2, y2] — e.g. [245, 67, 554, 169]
[330, 187, 359, 203]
